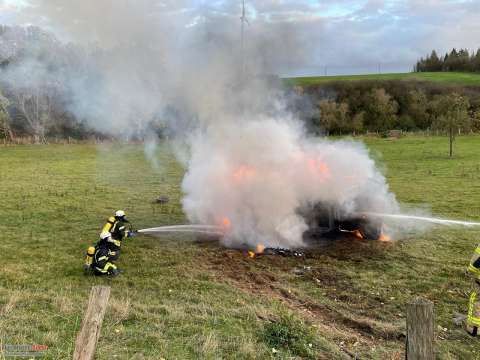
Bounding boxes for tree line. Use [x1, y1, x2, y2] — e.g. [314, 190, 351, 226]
[415, 48, 480, 73]
[291, 80, 480, 155]
[1, 25, 480, 147]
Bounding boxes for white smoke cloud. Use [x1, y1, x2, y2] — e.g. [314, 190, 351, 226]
[7, 1, 306, 135]
[182, 116, 399, 248]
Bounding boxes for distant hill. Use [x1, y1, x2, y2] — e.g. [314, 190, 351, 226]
[284, 72, 480, 87]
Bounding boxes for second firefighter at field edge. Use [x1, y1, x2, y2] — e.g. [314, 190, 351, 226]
[464, 241, 480, 336]
[84, 210, 135, 276]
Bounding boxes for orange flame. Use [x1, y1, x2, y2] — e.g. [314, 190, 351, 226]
[379, 233, 391, 242]
[220, 217, 232, 233]
[256, 244, 265, 254]
[307, 158, 331, 181]
[352, 230, 364, 240]
[232, 165, 256, 183]
[248, 244, 266, 258]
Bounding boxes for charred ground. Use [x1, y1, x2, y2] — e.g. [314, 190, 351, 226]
[201, 239, 404, 358]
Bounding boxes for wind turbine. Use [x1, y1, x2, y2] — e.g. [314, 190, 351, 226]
[240, 0, 249, 79]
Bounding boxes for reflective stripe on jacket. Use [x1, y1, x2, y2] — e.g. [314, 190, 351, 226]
[468, 290, 480, 327]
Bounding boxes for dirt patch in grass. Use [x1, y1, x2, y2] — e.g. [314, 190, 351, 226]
[200, 239, 404, 356]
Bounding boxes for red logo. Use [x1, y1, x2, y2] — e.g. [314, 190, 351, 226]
[31, 345, 49, 351]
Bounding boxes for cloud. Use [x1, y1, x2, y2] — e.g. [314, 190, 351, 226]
[267, 0, 480, 75]
[0, 0, 27, 24]
[4, 0, 480, 76]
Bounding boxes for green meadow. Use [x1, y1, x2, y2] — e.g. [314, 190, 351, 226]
[1, 135, 480, 359]
[285, 72, 480, 87]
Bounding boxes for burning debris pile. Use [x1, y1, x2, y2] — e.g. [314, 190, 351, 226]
[248, 247, 305, 258]
[181, 118, 400, 250]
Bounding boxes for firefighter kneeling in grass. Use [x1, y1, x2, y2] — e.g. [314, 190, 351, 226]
[89, 232, 120, 276]
[465, 242, 480, 336]
[84, 210, 135, 276]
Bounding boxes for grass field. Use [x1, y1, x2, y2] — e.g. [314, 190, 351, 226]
[284, 72, 480, 87]
[1, 136, 480, 359]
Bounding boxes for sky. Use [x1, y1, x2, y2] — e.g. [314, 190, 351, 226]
[0, 0, 479, 76]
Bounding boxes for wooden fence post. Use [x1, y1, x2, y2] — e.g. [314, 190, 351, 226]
[73, 286, 111, 360]
[406, 297, 434, 360]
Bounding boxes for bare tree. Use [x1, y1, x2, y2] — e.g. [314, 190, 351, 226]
[10, 84, 56, 143]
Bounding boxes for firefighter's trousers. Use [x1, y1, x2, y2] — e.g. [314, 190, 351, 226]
[467, 281, 480, 335]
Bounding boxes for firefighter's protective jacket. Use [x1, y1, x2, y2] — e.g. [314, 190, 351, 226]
[468, 243, 480, 280]
[101, 216, 130, 251]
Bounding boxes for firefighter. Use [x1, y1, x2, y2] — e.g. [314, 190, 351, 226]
[100, 210, 135, 261]
[83, 210, 134, 275]
[465, 241, 480, 336]
[91, 232, 120, 276]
